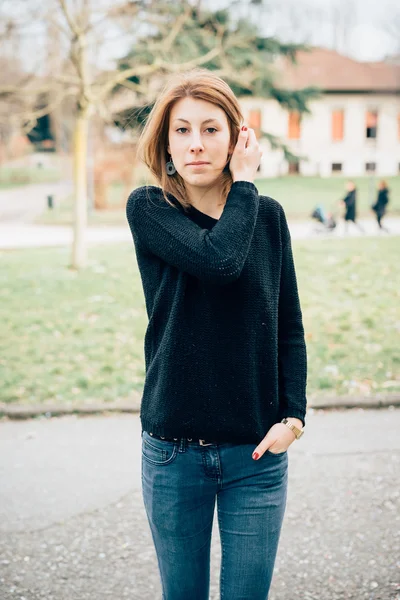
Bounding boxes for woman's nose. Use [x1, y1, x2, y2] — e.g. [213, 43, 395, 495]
[189, 135, 204, 152]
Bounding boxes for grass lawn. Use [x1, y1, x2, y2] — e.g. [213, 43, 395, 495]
[35, 175, 400, 227]
[0, 165, 62, 189]
[1, 236, 399, 408]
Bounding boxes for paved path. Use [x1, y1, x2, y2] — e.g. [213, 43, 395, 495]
[0, 222, 132, 249]
[0, 179, 398, 248]
[0, 179, 399, 248]
[0, 216, 399, 250]
[290, 215, 400, 239]
[0, 180, 73, 224]
[0, 408, 399, 599]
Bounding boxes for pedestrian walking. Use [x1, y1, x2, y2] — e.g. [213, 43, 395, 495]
[126, 68, 307, 600]
[341, 180, 365, 233]
[371, 180, 390, 232]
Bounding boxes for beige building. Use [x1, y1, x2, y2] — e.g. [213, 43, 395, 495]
[240, 48, 400, 178]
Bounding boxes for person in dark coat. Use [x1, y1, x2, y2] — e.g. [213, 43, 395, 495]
[341, 180, 364, 233]
[371, 180, 390, 232]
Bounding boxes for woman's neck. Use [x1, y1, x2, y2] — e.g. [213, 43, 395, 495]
[185, 182, 226, 214]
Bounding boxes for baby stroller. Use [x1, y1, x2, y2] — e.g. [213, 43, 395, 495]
[311, 204, 337, 233]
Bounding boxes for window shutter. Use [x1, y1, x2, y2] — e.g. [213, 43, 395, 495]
[249, 109, 262, 139]
[288, 111, 301, 139]
[332, 110, 344, 141]
[366, 111, 378, 127]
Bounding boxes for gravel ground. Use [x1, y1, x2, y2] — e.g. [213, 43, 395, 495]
[0, 409, 399, 600]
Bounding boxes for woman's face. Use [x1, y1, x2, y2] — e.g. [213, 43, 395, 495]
[167, 96, 234, 188]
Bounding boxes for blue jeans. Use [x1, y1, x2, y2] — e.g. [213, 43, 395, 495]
[141, 430, 289, 600]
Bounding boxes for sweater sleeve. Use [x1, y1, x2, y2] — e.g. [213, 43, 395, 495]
[277, 207, 308, 428]
[126, 181, 260, 285]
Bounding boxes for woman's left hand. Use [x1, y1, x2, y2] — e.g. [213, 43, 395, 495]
[252, 423, 298, 459]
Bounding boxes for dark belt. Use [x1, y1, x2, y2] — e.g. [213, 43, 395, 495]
[147, 431, 217, 446]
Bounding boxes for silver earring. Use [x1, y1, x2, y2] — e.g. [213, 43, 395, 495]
[166, 155, 176, 176]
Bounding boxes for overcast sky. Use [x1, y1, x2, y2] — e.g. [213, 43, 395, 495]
[3, 0, 399, 75]
[205, 0, 399, 62]
[89, 0, 399, 70]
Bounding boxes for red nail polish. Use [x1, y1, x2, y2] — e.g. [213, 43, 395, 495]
[241, 126, 247, 131]
[252, 452, 259, 460]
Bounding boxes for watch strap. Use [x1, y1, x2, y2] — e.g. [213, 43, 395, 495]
[281, 418, 304, 439]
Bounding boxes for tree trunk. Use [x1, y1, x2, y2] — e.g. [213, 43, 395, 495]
[71, 108, 89, 270]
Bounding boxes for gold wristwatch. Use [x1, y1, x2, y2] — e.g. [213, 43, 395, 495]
[281, 418, 304, 440]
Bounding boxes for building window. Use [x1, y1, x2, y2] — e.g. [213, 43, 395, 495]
[288, 111, 301, 139]
[332, 163, 342, 173]
[366, 111, 378, 138]
[332, 110, 344, 141]
[366, 162, 376, 173]
[249, 109, 262, 139]
[288, 160, 300, 174]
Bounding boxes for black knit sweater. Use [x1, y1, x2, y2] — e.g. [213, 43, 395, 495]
[126, 181, 307, 444]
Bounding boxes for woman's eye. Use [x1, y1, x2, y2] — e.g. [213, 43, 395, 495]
[176, 127, 217, 134]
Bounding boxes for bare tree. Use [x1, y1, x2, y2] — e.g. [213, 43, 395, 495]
[330, 0, 358, 55]
[1, 0, 317, 269]
[244, 0, 358, 56]
[379, 7, 400, 55]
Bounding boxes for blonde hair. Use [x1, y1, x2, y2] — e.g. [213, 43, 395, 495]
[136, 68, 244, 211]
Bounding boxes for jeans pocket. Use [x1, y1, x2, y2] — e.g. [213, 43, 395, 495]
[265, 448, 287, 457]
[142, 431, 178, 466]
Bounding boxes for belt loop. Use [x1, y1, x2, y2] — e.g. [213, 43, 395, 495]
[178, 437, 186, 453]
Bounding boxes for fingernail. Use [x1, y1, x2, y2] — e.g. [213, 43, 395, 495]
[241, 126, 247, 131]
[252, 452, 259, 460]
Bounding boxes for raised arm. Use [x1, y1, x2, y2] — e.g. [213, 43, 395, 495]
[126, 181, 260, 285]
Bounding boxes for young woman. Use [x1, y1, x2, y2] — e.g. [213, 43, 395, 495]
[372, 180, 390, 232]
[126, 68, 307, 600]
